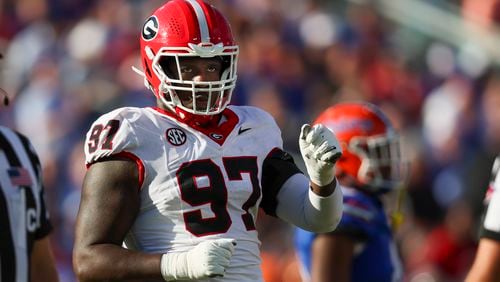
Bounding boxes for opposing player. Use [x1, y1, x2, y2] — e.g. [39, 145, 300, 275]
[72, 1, 343, 281]
[466, 155, 500, 282]
[295, 102, 405, 282]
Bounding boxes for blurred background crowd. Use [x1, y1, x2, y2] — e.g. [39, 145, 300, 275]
[1, 0, 500, 281]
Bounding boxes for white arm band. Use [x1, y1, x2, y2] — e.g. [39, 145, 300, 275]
[275, 173, 343, 233]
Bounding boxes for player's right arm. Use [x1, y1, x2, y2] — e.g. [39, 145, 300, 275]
[74, 150, 236, 281]
[73, 108, 161, 281]
[74, 108, 235, 281]
[73, 158, 163, 281]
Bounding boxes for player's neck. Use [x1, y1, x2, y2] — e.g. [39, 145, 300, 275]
[157, 103, 222, 128]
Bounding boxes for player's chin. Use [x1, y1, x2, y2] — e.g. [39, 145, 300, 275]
[194, 101, 218, 112]
[178, 95, 218, 112]
[179, 100, 217, 112]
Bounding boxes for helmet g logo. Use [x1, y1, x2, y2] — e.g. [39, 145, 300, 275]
[142, 16, 159, 41]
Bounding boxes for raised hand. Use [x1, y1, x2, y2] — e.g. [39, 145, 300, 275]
[299, 124, 342, 187]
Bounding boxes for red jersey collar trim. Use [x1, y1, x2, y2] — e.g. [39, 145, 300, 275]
[150, 106, 239, 146]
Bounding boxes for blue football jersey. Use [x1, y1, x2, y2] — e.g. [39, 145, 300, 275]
[294, 186, 403, 282]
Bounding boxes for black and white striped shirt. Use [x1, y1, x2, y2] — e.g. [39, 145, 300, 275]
[0, 126, 52, 282]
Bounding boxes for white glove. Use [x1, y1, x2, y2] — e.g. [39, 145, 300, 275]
[160, 238, 236, 281]
[299, 124, 342, 186]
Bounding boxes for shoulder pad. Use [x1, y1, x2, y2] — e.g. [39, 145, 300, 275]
[84, 108, 140, 165]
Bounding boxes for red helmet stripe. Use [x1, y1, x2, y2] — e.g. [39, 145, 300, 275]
[185, 0, 210, 43]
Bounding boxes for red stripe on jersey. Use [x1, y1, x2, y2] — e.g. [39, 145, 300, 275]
[151, 107, 239, 146]
[86, 152, 146, 191]
[114, 151, 145, 190]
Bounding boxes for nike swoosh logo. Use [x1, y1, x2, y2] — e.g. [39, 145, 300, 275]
[238, 127, 251, 135]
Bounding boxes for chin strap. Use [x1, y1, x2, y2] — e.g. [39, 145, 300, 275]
[131, 65, 145, 78]
[131, 65, 154, 91]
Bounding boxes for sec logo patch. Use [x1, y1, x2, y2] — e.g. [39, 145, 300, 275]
[166, 128, 186, 146]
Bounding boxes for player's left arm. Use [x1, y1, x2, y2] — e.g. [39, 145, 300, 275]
[275, 173, 342, 233]
[263, 124, 343, 233]
[298, 124, 342, 194]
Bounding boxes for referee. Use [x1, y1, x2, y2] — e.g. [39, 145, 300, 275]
[466, 155, 500, 282]
[1, 93, 59, 281]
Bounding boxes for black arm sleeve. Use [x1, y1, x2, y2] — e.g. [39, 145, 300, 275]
[481, 228, 500, 241]
[260, 148, 303, 216]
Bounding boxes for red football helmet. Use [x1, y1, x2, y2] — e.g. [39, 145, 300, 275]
[138, 0, 238, 120]
[314, 102, 404, 193]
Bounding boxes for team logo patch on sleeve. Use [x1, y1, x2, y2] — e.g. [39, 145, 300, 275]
[166, 128, 186, 146]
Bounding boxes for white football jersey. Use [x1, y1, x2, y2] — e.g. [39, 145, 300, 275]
[84, 105, 296, 281]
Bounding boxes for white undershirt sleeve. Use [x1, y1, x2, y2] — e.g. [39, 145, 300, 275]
[275, 173, 343, 233]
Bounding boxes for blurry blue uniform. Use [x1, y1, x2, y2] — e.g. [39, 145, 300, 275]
[295, 186, 403, 282]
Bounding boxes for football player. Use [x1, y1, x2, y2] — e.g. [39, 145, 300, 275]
[72, 1, 343, 281]
[466, 155, 500, 282]
[294, 102, 405, 282]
